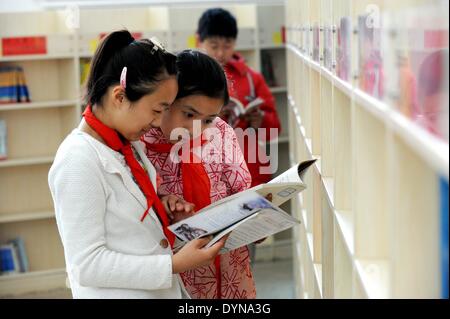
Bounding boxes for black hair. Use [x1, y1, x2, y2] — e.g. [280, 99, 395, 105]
[176, 49, 229, 105]
[197, 8, 238, 41]
[86, 30, 177, 106]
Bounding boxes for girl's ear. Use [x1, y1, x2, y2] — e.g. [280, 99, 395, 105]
[111, 85, 127, 108]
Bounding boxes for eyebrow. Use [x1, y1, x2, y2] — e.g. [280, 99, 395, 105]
[185, 105, 219, 118]
[160, 102, 170, 107]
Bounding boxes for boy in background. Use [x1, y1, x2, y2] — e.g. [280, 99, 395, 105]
[196, 8, 281, 187]
[196, 8, 281, 262]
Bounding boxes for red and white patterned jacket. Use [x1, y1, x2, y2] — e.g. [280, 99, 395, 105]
[142, 118, 256, 299]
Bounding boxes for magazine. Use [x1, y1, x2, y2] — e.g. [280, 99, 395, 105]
[323, 25, 334, 71]
[358, 14, 384, 99]
[336, 16, 352, 81]
[169, 159, 317, 254]
[312, 24, 320, 62]
[220, 97, 265, 128]
[382, 6, 449, 142]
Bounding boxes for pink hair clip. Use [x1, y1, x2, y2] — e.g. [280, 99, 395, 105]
[120, 66, 127, 89]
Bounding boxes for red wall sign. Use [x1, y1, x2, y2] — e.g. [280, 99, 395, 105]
[2, 36, 47, 56]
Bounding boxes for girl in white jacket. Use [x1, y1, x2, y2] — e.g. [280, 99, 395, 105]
[48, 30, 226, 299]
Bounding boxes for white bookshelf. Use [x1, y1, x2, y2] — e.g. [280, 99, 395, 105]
[287, 0, 448, 299]
[0, 1, 288, 297]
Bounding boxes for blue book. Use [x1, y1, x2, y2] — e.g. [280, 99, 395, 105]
[0, 244, 20, 275]
[440, 177, 449, 299]
[9, 237, 29, 273]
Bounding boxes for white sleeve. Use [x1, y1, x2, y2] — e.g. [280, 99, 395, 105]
[48, 148, 173, 291]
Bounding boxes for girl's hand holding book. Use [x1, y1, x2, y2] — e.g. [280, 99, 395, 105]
[172, 234, 230, 274]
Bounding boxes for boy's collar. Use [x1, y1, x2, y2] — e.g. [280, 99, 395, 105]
[225, 52, 248, 76]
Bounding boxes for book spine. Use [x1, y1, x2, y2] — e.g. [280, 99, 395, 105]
[9, 238, 29, 273]
[0, 119, 7, 160]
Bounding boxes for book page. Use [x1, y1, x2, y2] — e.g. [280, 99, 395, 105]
[168, 191, 271, 242]
[255, 183, 305, 206]
[206, 206, 300, 254]
[269, 159, 317, 184]
[269, 165, 302, 184]
[244, 97, 265, 115]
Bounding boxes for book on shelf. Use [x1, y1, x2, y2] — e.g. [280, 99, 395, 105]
[0, 244, 20, 275]
[169, 159, 317, 254]
[1, 36, 47, 56]
[303, 24, 311, 55]
[261, 50, 278, 88]
[357, 14, 384, 100]
[312, 23, 320, 62]
[9, 237, 29, 273]
[0, 237, 29, 276]
[80, 58, 91, 87]
[0, 65, 30, 104]
[0, 119, 6, 160]
[382, 6, 449, 142]
[220, 96, 265, 128]
[336, 16, 352, 82]
[323, 25, 334, 71]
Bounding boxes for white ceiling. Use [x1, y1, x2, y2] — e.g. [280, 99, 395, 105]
[0, 0, 284, 12]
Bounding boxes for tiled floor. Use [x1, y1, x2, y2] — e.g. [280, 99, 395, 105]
[252, 259, 295, 299]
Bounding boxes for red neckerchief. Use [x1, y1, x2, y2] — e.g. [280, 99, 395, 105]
[83, 105, 175, 247]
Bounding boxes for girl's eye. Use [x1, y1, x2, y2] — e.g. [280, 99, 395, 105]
[153, 110, 162, 115]
[204, 119, 213, 125]
[184, 112, 195, 118]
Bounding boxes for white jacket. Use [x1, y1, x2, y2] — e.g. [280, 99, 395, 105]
[48, 128, 189, 299]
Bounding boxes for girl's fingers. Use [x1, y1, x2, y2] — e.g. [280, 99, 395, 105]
[206, 234, 229, 256]
[195, 236, 213, 248]
[185, 203, 195, 213]
[168, 196, 176, 211]
[176, 202, 185, 211]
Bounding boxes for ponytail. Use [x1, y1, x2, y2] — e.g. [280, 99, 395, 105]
[85, 30, 177, 106]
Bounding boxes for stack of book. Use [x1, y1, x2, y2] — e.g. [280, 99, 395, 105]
[0, 66, 30, 104]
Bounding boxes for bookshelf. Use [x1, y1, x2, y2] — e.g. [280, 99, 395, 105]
[0, 9, 77, 297]
[287, 0, 449, 299]
[0, 1, 288, 297]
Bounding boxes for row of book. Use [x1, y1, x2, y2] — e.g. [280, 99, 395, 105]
[0, 66, 30, 104]
[0, 237, 29, 276]
[287, 3, 449, 143]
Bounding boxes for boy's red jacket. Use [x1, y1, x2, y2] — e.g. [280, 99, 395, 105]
[224, 53, 281, 187]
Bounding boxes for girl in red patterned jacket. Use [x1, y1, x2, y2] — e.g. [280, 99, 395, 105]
[142, 49, 257, 299]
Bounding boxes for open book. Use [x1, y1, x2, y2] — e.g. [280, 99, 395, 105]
[169, 159, 317, 254]
[221, 97, 265, 127]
